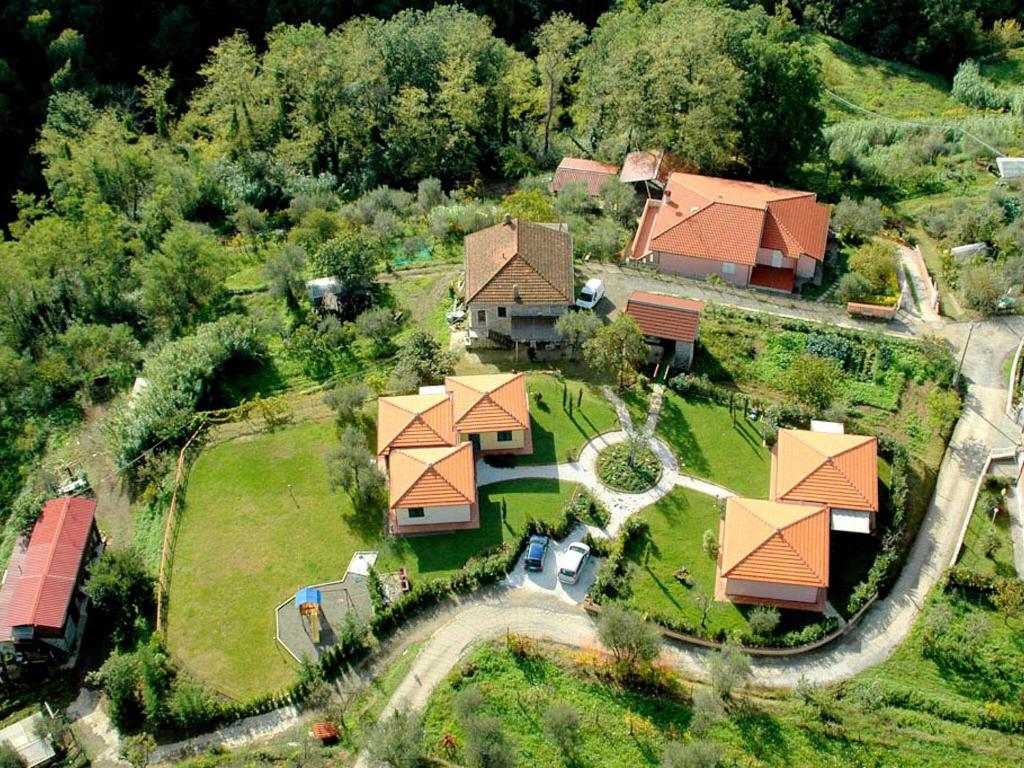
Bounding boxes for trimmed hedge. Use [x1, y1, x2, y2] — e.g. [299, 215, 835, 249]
[847, 439, 910, 615]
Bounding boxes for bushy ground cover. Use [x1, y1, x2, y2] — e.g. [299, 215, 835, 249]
[957, 478, 1017, 578]
[596, 442, 660, 492]
[419, 639, 1023, 768]
[166, 417, 576, 697]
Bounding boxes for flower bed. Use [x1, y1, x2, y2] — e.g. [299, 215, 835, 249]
[596, 442, 661, 492]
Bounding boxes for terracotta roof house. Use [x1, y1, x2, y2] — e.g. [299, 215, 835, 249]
[626, 173, 830, 293]
[771, 428, 879, 534]
[716, 497, 830, 612]
[550, 157, 621, 196]
[376, 393, 456, 459]
[464, 217, 574, 349]
[445, 373, 532, 455]
[0, 497, 102, 662]
[387, 443, 478, 535]
[374, 374, 535, 535]
[624, 291, 704, 370]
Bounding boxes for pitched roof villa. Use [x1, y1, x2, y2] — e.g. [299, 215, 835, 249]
[715, 424, 880, 612]
[717, 498, 830, 612]
[550, 157, 621, 195]
[624, 291, 704, 344]
[772, 428, 879, 532]
[446, 373, 530, 433]
[0, 497, 101, 659]
[376, 373, 533, 534]
[627, 173, 830, 293]
[464, 218, 574, 306]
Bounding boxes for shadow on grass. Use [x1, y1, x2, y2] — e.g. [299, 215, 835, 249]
[732, 707, 790, 762]
[388, 479, 566, 575]
[657, 398, 710, 477]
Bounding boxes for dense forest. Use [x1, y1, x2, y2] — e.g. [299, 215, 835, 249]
[1, 0, 1023, 551]
[2, 1, 1021, 217]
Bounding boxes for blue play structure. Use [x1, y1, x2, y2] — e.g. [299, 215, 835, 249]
[295, 587, 322, 607]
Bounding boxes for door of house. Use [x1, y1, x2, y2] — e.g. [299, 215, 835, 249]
[470, 434, 482, 452]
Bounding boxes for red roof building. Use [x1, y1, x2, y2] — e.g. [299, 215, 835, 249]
[624, 291, 704, 370]
[627, 173, 830, 293]
[550, 157, 621, 196]
[0, 497, 101, 659]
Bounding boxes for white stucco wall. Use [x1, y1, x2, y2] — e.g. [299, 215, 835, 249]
[395, 504, 472, 526]
[726, 578, 820, 604]
[463, 430, 527, 451]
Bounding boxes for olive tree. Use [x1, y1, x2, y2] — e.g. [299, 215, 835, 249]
[365, 711, 423, 768]
[597, 603, 661, 668]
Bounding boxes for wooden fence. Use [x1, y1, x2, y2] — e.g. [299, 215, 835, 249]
[155, 424, 207, 634]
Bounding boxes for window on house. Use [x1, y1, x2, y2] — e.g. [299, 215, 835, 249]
[497, 306, 507, 318]
[476, 309, 486, 324]
[497, 430, 513, 442]
[771, 251, 784, 268]
[407, 507, 425, 518]
[722, 262, 736, 275]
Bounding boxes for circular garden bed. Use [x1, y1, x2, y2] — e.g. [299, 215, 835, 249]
[596, 442, 662, 492]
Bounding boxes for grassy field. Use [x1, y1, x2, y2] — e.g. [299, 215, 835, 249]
[808, 32, 963, 122]
[857, 586, 1024, 718]
[166, 418, 576, 697]
[624, 487, 749, 635]
[655, 391, 770, 498]
[521, 373, 619, 465]
[420, 640, 1022, 768]
[957, 494, 1017, 578]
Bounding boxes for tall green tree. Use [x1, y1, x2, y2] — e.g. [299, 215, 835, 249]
[584, 314, 647, 389]
[134, 222, 229, 335]
[535, 13, 587, 157]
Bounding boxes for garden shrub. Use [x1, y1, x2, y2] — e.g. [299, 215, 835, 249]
[107, 317, 266, 466]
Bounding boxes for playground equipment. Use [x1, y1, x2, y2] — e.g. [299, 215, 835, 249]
[296, 587, 322, 645]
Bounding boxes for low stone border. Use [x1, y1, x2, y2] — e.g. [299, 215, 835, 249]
[581, 594, 879, 657]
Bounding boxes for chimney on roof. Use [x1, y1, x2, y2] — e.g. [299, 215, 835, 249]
[664, 189, 676, 207]
[503, 213, 513, 227]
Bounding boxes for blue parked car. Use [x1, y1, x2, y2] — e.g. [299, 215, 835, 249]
[524, 535, 550, 571]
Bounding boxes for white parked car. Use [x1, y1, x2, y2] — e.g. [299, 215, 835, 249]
[575, 278, 605, 310]
[558, 542, 591, 584]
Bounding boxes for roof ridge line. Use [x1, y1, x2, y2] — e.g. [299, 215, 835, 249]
[778, 522, 823, 581]
[511, 248, 574, 303]
[396, 451, 470, 507]
[819, 453, 873, 508]
[25, 499, 70, 624]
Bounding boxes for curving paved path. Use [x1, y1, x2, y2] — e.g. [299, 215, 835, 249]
[118, 317, 1024, 766]
[349, 318, 1024, 768]
[477, 384, 733, 535]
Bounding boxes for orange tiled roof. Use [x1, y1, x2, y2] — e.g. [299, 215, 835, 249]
[720, 497, 830, 587]
[635, 173, 830, 265]
[464, 219, 574, 305]
[445, 373, 530, 433]
[376, 393, 455, 455]
[551, 157, 621, 195]
[388, 443, 476, 510]
[773, 429, 879, 512]
[624, 291, 704, 343]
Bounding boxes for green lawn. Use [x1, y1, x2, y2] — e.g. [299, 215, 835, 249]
[521, 373, 619, 465]
[655, 391, 770, 497]
[421, 640, 1020, 768]
[808, 32, 964, 121]
[958, 494, 1017, 578]
[624, 487, 748, 636]
[167, 418, 575, 698]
